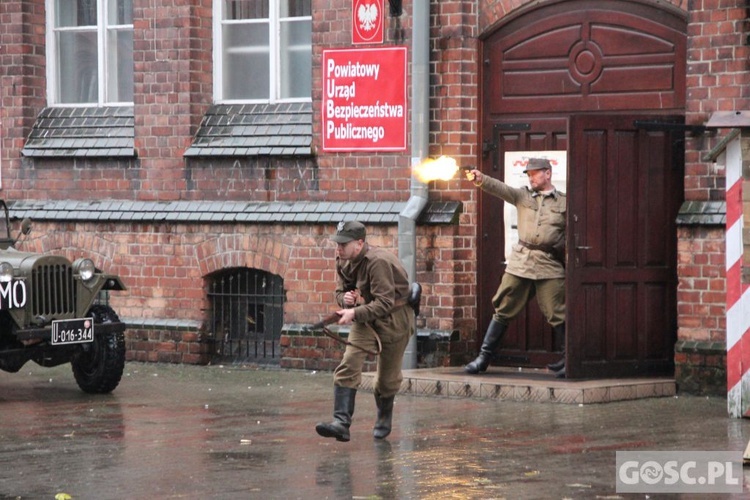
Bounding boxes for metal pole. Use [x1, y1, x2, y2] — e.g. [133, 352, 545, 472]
[399, 0, 429, 369]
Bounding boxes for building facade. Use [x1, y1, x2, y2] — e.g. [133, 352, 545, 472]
[0, 0, 739, 395]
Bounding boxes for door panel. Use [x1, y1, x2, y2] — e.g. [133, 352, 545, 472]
[567, 114, 683, 378]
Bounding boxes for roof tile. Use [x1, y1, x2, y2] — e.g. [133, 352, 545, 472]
[184, 102, 313, 158]
[8, 199, 462, 227]
[22, 106, 135, 158]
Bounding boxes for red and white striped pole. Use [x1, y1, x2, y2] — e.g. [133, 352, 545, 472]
[725, 137, 750, 417]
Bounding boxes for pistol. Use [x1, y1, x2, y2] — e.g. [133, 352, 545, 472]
[461, 166, 477, 181]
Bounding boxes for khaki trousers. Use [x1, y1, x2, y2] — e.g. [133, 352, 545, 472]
[491, 273, 565, 327]
[333, 305, 413, 398]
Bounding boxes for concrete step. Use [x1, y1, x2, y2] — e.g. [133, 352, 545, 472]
[362, 366, 675, 404]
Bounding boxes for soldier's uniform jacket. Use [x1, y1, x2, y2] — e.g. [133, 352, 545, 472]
[335, 243, 411, 324]
[479, 175, 566, 280]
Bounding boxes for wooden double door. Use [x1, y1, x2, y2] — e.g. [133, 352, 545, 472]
[478, 0, 687, 378]
[478, 115, 683, 378]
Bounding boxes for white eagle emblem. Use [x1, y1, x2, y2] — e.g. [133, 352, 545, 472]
[357, 3, 379, 32]
[337, 221, 346, 232]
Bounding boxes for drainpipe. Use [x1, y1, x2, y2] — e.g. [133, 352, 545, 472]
[399, 0, 429, 370]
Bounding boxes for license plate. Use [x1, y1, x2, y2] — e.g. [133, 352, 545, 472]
[51, 318, 94, 345]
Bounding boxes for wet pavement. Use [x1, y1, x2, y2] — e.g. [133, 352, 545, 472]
[1, 362, 750, 499]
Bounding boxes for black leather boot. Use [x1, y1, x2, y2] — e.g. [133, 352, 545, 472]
[546, 323, 566, 371]
[316, 386, 357, 442]
[373, 392, 395, 439]
[464, 320, 507, 374]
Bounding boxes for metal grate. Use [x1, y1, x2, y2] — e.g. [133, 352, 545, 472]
[31, 262, 75, 319]
[208, 268, 285, 364]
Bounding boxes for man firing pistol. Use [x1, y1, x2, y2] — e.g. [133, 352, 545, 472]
[464, 158, 567, 377]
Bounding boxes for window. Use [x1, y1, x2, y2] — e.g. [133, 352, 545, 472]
[47, 0, 134, 105]
[215, 0, 312, 102]
[207, 268, 285, 363]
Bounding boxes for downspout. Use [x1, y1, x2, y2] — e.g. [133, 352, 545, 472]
[399, 0, 429, 369]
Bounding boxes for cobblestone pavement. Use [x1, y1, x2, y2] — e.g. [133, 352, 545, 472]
[1, 362, 749, 499]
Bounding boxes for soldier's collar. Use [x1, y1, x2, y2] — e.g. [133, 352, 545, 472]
[532, 188, 557, 198]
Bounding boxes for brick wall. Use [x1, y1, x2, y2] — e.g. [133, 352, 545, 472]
[684, 0, 748, 201]
[679, 0, 749, 394]
[132, 0, 212, 201]
[676, 225, 726, 395]
[477, 0, 689, 32]
[16, 217, 469, 367]
[127, 328, 211, 365]
[0, 0, 46, 188]
[676, 226, 726, 342]
[184, 157, 321, 202]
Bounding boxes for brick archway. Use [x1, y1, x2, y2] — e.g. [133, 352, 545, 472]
[24, 225, 118, 272]
[196, 233, 291, 278]
[479, 0, 687, 34]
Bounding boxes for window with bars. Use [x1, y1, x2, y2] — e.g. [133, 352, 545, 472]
[207, 267, 285, 363]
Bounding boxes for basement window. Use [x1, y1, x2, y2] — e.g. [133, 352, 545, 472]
[207, 267, 285, 363]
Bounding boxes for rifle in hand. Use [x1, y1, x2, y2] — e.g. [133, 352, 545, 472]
[305, 283, 422, 355]
[305, 310, 382, 355]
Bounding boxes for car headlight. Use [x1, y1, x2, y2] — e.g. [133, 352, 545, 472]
[0, 262, 13, 282]
[74, 258, 96, 282]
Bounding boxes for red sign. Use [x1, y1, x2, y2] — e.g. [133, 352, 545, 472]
[321, 47, 407, 152]
[352, 0, 384, 45]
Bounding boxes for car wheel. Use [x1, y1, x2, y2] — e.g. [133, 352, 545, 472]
[71, 305, 126, 394]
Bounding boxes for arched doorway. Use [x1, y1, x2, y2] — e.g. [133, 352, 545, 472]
[479, 0, 687, 378]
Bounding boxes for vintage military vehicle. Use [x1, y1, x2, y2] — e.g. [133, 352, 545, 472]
[0, 200, 127, 393]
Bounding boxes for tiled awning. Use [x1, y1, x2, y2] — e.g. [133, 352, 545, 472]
[675, 200, 725, 226]
[22, 106, 135, 158]
[8, 199, 462, 226]
[184, 102, 313, 157]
